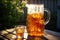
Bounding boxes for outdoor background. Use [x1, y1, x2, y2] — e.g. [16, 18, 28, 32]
[0, 0, 60, 32]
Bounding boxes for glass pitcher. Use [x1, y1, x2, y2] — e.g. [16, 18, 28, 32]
[26, 0, 50, 36]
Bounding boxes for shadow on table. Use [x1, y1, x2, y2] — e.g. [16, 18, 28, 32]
[0, 38, 4, 40]
[0, 35, 48, 40]
[27, 36, 48, 40]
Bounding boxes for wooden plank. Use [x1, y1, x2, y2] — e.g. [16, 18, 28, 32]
[0, 28, 60, 40]
[44, 29, 60, 40]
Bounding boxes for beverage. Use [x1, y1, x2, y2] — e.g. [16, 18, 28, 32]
[16, 38, 22, 40]
[26, 4, 50, 37]
[16, 27, 24, 37]
[26, 13, 44, 36]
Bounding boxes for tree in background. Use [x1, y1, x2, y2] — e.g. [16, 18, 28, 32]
[0, 0, 26, 30]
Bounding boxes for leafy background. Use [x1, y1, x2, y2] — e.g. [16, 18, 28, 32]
[0, 0, 26, 30]
[0, 0, 58, 32]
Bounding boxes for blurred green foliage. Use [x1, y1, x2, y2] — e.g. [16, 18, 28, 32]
[0, 0, 26, 29]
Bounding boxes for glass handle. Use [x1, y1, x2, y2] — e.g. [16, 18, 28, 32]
[44, 8, 51, 25]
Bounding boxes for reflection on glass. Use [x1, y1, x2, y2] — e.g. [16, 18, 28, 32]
[15, 25, 25, 40]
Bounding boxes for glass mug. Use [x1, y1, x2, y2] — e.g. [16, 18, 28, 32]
[26, 4, 50, 36]
[15, 25, 25, 40]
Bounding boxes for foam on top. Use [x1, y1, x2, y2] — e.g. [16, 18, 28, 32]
[26, 4, 44, 14]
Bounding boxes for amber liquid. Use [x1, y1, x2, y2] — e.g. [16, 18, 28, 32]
[16, 38, 22, 40]
[27, 13, 44, 36]
[16, 27, 24, 37]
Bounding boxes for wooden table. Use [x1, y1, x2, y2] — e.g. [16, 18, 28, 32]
[0, 28, 60, 40]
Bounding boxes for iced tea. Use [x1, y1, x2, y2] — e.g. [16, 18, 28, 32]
[16, 27, 24, 38]
[26, 13, 44, 36]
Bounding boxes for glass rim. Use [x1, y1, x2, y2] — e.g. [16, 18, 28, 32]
[15, 25, 26, 29]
